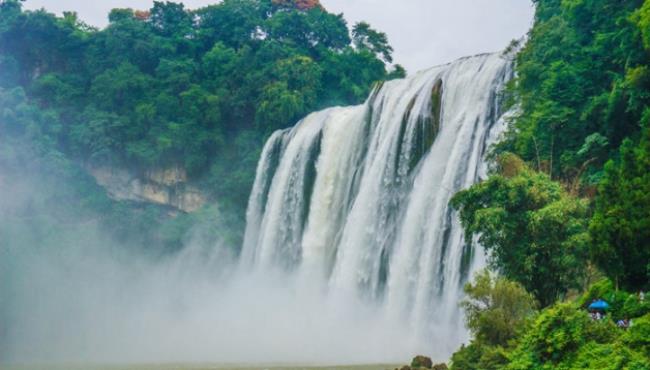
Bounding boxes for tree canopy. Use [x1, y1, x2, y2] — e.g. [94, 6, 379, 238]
[451, 1, 650, 366]
[0, 0, 406, 242]
[590, 126, 650, 291]
[461, 270, 537, 347]
[451, 154, 590, 307]
[500, 0, 650, 184]
[0, 0, 405, 249]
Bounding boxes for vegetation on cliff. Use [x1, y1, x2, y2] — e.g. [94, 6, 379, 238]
[497, 0, 650, 292]
[450, 0, 650, 368]
[0, 0, 403, 248]
[450, 276, 649, 370]
[452, 155, 590, 307]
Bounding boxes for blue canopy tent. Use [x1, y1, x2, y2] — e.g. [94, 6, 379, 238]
[588, 299, 610, 311]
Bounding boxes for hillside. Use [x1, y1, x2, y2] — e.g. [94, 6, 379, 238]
[448, 0, 650, 368]
[0, 0, 404, 249]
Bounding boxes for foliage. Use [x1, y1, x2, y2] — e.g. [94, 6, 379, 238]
[452, 286, 650, 370]
[461, 270, 537, 347]
[499, 0, 650, 184]
[449, 271, 535, 370]
[622, 313, 650, 357]
[451, 1, 650, 367]
[450, 342, 511, 370]
[456, 0, 650, 311]
[452, 0, 650, 337]
[0, 85, 245, 256]
[504, 302, 649, 370]
[451, 155, 590, 307]
[590, 126, 650, 290]
[0, 0, 404, 245]
[578, 279, 650, 322]
[352, 21, 394, 63]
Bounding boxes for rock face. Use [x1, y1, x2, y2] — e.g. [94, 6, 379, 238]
[88, 165, 207, 213]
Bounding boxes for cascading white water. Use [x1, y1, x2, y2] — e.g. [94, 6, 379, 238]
[242, 52, 514, 358]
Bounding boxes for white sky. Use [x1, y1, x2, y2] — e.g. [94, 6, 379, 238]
[23, 0, 535, 72]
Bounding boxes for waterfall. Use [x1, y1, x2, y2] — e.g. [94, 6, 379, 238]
[242, 52, 513, 358]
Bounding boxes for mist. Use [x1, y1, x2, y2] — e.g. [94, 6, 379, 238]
[0, 167, 426, 365]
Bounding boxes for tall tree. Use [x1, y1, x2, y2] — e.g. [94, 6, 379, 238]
[352, 21, 393, 63]
[461, 270, 537, 347]
[149, 1, 192, 37]
[500, 0, 648, 181]
[451, 154, 590, 307]
[590, 126, 650, 290]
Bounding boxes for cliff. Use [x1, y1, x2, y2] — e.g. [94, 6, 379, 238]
[88, 165, 207, 213]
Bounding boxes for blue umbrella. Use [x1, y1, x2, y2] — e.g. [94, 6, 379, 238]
[588, 299, 610, 311]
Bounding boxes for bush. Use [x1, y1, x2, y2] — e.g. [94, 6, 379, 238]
[503, 301, 650, 370]
[461, 270, 538, 347]
[578, 279, 650, 321]
[622, 313, 650, 357]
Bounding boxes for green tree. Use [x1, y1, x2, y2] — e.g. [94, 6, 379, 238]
[0, 0, 400, 247]
[451, 155, 590, 307]
[149, 1, 192, 38]
[90, 9, 171, 75]
[590, 126, 650, 290]
[89, 62, 151, 113]
[504, 303, 649, 370]
[194, 0, 271, 50]
[500, 0, 648, 181]
[387, 64, 407, 80]
[462, 270, 537, 347]
[352, 21, 394, 63]
[265, 6, 349, 53]
[256, 55, 322, 131]
[451, 271, 536, 370]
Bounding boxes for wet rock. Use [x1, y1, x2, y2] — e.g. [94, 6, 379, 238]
[87, 164, 207, 213]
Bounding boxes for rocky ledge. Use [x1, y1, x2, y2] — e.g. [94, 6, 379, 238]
[88, 165, 207, 213]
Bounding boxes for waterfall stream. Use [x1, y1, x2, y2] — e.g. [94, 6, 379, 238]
[242, 52, 514, 356]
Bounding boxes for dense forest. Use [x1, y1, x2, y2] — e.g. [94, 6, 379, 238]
[449, 0, 650, 368]
[0, 0, 403, 250]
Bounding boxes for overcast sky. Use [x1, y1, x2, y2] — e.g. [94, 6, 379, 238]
[23, 0, 535, 72]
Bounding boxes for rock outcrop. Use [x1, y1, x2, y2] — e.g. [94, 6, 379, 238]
[88, 165, 207, 213]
